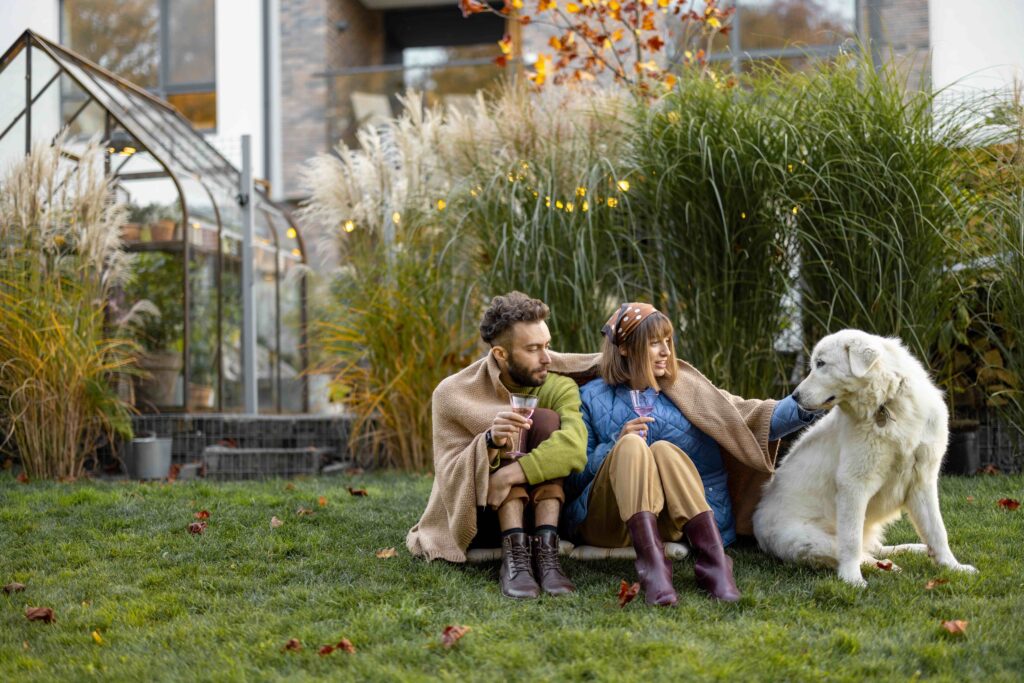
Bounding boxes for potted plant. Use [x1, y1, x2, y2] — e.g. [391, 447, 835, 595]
[126, 251, 186, 408]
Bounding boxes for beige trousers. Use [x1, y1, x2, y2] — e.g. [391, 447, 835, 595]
[579, 434, 711, 548]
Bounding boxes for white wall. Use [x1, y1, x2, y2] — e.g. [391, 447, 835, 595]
[0, 1, 59, 52]
[207, 0, 266, 178]
[930, 0, 1024, 95]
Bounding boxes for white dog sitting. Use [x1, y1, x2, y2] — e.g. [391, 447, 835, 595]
[753, 329, 977, 587]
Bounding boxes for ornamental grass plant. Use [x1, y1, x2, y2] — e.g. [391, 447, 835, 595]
[0, 140, 136, 479]
[630, 68, 799, 398]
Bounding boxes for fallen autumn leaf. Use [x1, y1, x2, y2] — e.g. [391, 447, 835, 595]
[336, 638, 356, 654]
[187, 521, 207, 535]
[617, 580, 640, 607]
[25, 607, 55, 624]
[318, 645, 336, 656]
[271, 516, 284, 528]
[441, 625, 470, 649]
[17, 472, 29, 484]
[282, 638, 302, 652]
[296, 506, 315, 516]
[997, 498, 1020, 511]
[92, 630, 103, 645]
[347, 487, 368, 497]
[318, 496, 328, 507]
[925, 578, 950, 590]
[375, 547, 397, 559]
[284, 483, 296, 491]
[941, 619, 968, 635]
[876, 560, 894, 571]
[3, 582, 26, 594]
[194, 510, 210, 520]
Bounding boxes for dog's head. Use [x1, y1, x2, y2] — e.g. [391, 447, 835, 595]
[792, 330, 884, 411]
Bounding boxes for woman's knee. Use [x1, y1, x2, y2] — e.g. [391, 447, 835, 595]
[610, 434, 655, 466]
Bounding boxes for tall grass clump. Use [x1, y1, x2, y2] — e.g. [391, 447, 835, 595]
[630, 70, 799, 397]
[787, 52, 990, 360]
[300, 94, 478, 470]
[0, 140, 136, 479]
[444, 84, 648, 352]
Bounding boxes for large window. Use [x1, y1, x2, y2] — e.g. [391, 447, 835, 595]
[62, 0, 216, 129]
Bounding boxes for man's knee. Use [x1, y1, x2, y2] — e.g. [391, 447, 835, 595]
[525, 408, 560, 453]
[500, 485, 530, 508]
[531, 478, 565, 504]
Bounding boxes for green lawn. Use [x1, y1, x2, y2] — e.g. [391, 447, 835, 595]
[1, 471, 1022, 682]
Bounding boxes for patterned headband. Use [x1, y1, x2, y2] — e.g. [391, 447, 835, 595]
[602, 302, 657, 345]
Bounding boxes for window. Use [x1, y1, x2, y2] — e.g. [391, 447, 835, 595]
[62, 0, 216, 129]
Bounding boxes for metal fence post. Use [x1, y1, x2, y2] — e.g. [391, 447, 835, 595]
[240, 134, 258, 414]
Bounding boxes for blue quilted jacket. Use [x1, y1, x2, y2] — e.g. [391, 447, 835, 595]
[562, 380, 814, 546]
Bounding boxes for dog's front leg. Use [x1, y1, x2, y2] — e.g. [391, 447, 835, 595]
[834, 482, 875, 587]
[906, 457, 978, 574]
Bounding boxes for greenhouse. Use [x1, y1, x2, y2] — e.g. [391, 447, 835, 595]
[0, 30, 308, 414]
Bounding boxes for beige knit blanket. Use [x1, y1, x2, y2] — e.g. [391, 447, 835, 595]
[406, 350, 778, 563]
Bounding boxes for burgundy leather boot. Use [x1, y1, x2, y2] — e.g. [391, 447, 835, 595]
[499, 532, 541, 599]
[626, 512, 678, 606]
[683, 511, 741, 602]
[532, 528, 575, 596]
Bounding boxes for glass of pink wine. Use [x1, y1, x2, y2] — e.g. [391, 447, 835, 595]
[508, 393, 539, 458]
[629, 389, 655, 444]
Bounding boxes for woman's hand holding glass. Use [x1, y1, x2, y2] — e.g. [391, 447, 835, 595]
[619, 416, 655, 441]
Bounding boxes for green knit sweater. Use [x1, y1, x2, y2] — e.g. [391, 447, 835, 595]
[500, 374, 588, 485]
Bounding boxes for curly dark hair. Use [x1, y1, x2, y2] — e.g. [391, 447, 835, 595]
[479, 291, 549, 346]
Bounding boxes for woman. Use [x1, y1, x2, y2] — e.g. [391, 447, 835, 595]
[561, 303, 815, 605]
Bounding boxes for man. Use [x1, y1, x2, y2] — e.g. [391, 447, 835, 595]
[406, 292, 588, 599]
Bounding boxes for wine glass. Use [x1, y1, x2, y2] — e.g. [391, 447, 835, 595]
[629, 389, 655, 444]
[508, 393, 540, 458]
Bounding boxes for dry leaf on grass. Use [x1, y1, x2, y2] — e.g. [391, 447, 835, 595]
[22, 641, 29, 651]
[92, 630, 103, 645]
[980, 464, 1001, 475]
[284, 483, 296, 491]
[375, 547, 397, 559]
[997, 498, 1020, 511]
[17, 472, 29, 484]
[25, 607, 55, 624]
[187, 522, 207, 535]
[167, 464, 181, 482]
[441, 625, 470, 649]
[618, 580, 641, 607]
[194, 510, 210, 520]
[966, 496, 976, 502]
[296, 506, 315, 516]
[282, 638, 302, 652]
[271, 516, 284, 528]
[318, 645, 335, 656]
[941, 619, 968, 635]
[347, 487, 368, 497]
[876, 560, 894, 571]
[318, 496, 328, 507]
[925, 578, 950, 590]
[336, 638, 356, 654]
[4, 582, 26, 594]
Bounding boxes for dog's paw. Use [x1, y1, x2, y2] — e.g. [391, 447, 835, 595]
[838, 567, 867, 587]
[950, 563, 978, 574]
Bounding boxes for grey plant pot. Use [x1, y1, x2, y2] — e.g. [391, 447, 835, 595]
[126, 434, 173, 480]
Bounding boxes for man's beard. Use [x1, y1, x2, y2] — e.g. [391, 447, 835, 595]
[507, 357, 545, 387]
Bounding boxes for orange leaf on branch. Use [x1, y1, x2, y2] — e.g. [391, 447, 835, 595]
[459, 0, 489, 17]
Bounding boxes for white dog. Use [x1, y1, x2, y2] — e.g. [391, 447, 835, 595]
[753, 329, 977, 587]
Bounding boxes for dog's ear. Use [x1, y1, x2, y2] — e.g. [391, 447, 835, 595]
[847, 341, 879, 378]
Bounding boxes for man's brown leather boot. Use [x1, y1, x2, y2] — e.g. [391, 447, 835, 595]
[626, 512, 677, 606]
[683, 511, 741, 602]
[499, 532, 541, 599]
[531, 528, 575, 596]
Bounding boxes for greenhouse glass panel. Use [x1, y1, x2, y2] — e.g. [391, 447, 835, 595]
[0, 31, 309, 415]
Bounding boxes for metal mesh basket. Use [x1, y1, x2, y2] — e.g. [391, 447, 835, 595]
[201, 445, 327, 480]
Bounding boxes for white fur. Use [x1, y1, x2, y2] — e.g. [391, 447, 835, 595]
[752, 329, 977, 587]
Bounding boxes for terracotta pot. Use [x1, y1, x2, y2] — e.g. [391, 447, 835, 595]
[121, 223, 141, 241]
[188, 384, 215, 409]
[135, 350, 184, 407]
[150, 219, 177, 242]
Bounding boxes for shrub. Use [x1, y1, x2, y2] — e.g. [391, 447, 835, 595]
[0, 140, 136, 479]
